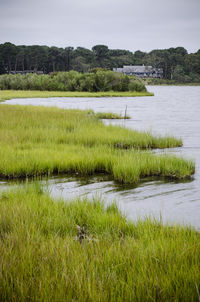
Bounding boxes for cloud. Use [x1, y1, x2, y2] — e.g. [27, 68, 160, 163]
[0, 0, 199, 52]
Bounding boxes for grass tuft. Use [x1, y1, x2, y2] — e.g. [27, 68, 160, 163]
[95, 111, 131, 119]
[0, 104, 194, 182]
[0, 186, 199, 301]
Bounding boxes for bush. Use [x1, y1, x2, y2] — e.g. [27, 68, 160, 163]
[0, 71, 147, 92]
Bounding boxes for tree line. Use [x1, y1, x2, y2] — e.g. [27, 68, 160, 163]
[0, 42, 200, 82]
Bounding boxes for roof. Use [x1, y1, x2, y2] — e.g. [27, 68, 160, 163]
[123, 65, 154, 73]
[113, 65, 163, 74]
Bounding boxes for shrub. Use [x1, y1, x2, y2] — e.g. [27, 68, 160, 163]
[0, 71, 147, 92]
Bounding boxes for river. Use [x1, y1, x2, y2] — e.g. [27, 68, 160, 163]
[1, 86, 200, 229]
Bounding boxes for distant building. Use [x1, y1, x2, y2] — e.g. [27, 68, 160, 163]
[9, 70, 44, 75]
[113, 65, 163, 78]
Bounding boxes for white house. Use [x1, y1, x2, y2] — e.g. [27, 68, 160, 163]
[113, 65, 163, 78]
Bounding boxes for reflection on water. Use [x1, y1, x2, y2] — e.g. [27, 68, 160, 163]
[1, 173, 198, 229]
[1, 86, 200, 229]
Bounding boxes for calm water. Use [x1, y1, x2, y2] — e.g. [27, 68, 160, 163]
[1, 86, 200, 229]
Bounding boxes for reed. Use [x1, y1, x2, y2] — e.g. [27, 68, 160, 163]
[0, 105, 194, 182]
[0, 186, 199, 301]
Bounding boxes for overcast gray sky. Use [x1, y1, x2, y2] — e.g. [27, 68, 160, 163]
[0, 0, 199, 53]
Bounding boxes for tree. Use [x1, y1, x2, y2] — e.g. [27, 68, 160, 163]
[72, 47, 94, 72]
[184, 52, 200, 75]
[0, 42, 18, 72]
[133, 50, 147, 65]
[48, 47, 61, 72]
[0, 43, 199, 82]
[173, 65, 185, 82]
[92, 45, 109, 67]
[62, 47, 74, 71]
[109, 49, 135, 68]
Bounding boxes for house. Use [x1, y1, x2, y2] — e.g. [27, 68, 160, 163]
[113, 65, 163, 78]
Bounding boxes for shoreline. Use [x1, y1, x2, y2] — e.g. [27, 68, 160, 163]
[147, 83, 200, 86]
[0, 89, 154, 102]
[144, 80, 200, 86]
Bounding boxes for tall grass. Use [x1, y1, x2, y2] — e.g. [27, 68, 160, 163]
[0, 186, 199, 301]
[0, 105, 194, 182]
[95, 111, 131, 119]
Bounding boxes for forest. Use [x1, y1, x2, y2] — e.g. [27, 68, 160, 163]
[0, 42, 200, 83]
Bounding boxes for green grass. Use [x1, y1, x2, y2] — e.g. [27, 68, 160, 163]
[0, 186, 199, 301]
[82, 109, 130, 119]
[95, 111, 131, 119]
[0, 104, 194, 182]
[0, 89, 154, 102]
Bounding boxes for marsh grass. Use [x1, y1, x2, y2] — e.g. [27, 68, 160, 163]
[0, 89, 154, 103]
[0, 104, 194, 182]
[0, 186, 199, 301]
[95, 111, 131, 119]
[83, 109, 130, 119]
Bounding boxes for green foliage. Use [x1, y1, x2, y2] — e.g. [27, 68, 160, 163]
[0, 42, 199, 83]
[0, 186, 200, 301]
[0, 71, 147, 92]
[173, 65, 186, 82]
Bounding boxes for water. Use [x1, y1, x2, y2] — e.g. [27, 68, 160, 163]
[1, 86, 200, 229]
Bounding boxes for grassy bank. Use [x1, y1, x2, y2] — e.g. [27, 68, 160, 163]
[0, 186, 199, 301]
[0, 89, 154, 102]
[0, 105, 194, 182]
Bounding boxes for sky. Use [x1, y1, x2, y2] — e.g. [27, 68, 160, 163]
[0, 0, 200, 53]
